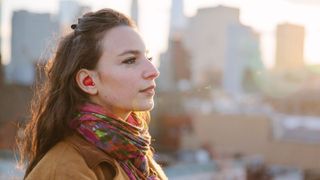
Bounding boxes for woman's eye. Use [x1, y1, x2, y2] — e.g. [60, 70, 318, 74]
[122, 57, 136, 64]
[147, 56, 153, 61]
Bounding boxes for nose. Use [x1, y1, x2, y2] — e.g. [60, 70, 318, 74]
[142, 60, 160, 80]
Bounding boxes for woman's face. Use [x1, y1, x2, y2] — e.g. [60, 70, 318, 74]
[91, 25, 159, 120]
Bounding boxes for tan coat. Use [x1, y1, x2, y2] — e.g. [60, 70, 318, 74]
[26, 134, 167, 180]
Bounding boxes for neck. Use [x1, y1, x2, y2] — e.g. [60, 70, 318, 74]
[109, 109, 131, 121]
[89, 98, 131, 121]
[100, 105, 131, 121]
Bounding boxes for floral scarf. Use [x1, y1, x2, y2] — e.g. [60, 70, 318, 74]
[69, 103, 158, 180]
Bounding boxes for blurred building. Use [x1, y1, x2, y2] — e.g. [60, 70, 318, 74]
[266, 87, 320, 116]
[158, 38, 191, 92]
[0, 62, 2, 88]
[181, 113, 320, 172]
[58, 0, 90, 35]
[158, 0, 190, 92]
[223, 24, 264, 97]
[0, 0, 3, 86]
[0, 85, 32, 149]
[155, 0, 192, 150]
[275, 23, 305, 71]
[0, 0, 2, 52]
[158, 51, 175, 91]
[0, 56, 3, 87]
[183, 6, 240, 88]
[8, 10, 58, 85]
[170, 39, 191, 91]
[169, 0, 187, 38]
[130, 0, 139, 27]
[154, 0, 191, 148]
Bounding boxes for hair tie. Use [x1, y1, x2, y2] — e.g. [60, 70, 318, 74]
[71, 24, 77, 30]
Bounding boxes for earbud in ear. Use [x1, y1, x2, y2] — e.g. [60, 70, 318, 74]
[83, 76, 95, 86]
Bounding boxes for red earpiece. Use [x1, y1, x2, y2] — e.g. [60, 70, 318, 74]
[83, 76, 95, 86]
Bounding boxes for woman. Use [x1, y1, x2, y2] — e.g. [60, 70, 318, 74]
[19, 8, 167, 180]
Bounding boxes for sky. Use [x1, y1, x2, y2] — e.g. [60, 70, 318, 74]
[2, 0, 320, 68]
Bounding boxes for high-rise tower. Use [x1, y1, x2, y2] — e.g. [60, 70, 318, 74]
[183, 6, 240, 87]
[130, 0, 139, 27]
[275, 23, 305, 71]
[169, 0, 186, 38]
[8, 10, 58, 85]
[0, 0, 3, 86]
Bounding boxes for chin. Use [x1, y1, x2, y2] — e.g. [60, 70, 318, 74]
[132, 100, 154, 111]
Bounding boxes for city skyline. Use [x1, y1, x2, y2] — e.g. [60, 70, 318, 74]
[2, 0, 320, 68]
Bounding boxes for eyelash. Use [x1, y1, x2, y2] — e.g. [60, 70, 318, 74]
[122, 56, 153, 64]
[147, 56, 153, 61]
[123, 57, 136, 64]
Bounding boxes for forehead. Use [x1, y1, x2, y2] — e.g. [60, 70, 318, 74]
[100, 26, 145, 54]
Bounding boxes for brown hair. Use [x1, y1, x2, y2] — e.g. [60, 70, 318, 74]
[19, 8, 135, 177]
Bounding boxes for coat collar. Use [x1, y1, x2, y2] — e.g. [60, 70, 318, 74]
[65, 133, 117, 169]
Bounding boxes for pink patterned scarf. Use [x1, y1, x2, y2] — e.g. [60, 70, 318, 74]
[69, 103, 158, 180]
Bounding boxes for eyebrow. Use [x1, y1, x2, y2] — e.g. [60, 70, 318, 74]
[117, 49, 150, 57]
[118, 50, 140, 56]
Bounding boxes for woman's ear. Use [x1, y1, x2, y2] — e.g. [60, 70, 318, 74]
[76, 69, 98, 95]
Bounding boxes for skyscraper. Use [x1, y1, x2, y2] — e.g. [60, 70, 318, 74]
[0, 0, 3, 86]
[130, 0, 139, 27]
[158, 37, 191, 92]
[183, 6, 240, 87]
[8, 10, 58, 85]
[0, 0, 2, 53]
[158, 0, 190, 92]
[223, 24, 263, 96]
[169, 0, 186, 38]
[275, 23, 305, 71]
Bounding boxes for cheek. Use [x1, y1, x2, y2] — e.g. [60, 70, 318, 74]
[113, 73, 139, 92]
[98, 69, 141, 100]
[104, 77, 137, 99]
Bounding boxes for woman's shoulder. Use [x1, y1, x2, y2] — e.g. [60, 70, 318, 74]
[26, 136, 98, 179]
[26, 134, 121, 180]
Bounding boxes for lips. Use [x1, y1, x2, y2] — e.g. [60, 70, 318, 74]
[139, 85, 156, 95]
